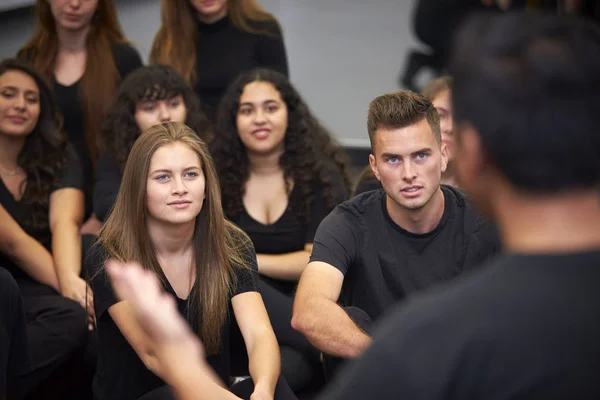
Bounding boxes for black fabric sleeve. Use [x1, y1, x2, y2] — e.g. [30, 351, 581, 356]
[232, 236, 259, 297]
[87, 247, 119, 319]
[306, 172, 349, 243]
[94, 152, 123, 222]
[53, 145, 85, 193]
[308, 206, 359, 275]
[257, 21, 289, 77]
[112, 43, 144, 79]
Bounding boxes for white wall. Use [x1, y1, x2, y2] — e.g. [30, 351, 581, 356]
[0, 0, 422, 148]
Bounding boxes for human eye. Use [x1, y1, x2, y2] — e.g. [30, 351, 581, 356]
[386, 156, 399, 164]
[184, 171, 198, 179]
[155, 174, 169, 181]
[415, 153, 427, 160]
[1, 89, 15, 99]
[239, 107, 253, 115]
[266, 104, 279, 113]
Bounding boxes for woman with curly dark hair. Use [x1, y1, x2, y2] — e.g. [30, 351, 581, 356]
[0, 58, 93, 399]
[94, 65, 212, 222]
[211, 67, 350, 391]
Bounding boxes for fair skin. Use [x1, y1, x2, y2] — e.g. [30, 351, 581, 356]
[293, 118, 448, 358]
[431, 88, 458, 187]
[0, 69, 92, 323]
[190, 0, 228, 24]
[134, 95, 188, 133]
[108, 142, 279, 399]
[237, 81, 312, 280]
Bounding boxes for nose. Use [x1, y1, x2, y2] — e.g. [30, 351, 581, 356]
[401, 160, 417, 182]
[69, 0, 81, 8]
[158, 103, 172, 122]
[13, 94, 26, 111]
[253, 108, 266, 125]
[171, 176, 188, 196]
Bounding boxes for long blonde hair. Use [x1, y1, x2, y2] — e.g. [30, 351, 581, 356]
[150, 0, 280, 84]
[98, 122, 252, 354]
[18, 0, 128, 165]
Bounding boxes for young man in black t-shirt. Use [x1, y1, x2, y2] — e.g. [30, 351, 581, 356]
[291, 90, 499, 376]
[319, 12, 600, 399]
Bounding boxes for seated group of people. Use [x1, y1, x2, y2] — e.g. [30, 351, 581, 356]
[1, 6, 600, 400]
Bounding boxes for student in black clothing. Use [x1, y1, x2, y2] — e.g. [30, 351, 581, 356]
[0, 267, 30, 398]
[320, 11, 600, 399]
[89, 122, 294, 400]
[94, 65, 212, 222]
[18, 0, 143, 229]
[0, 59, 93, 399]
[150, 0, 289, 121]
[292, 90, 500, 378]
[211, 68, 350, 389]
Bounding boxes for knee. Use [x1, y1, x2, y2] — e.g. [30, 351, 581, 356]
[0, 267, 20, 301]
[51, 296, 89, 349]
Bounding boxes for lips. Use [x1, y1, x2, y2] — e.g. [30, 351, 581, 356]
[8, 116, 27, 124]
[402, 186, 422, 192]
[400, 186, 423, 198]
[252, 129, 271, 140]
[167, 200, 191, 205]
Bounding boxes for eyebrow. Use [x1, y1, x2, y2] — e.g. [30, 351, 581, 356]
[0, 86, 39, 96]
[380, 148, 432, 158]
[239, 99, 279, 107]
[150, 166, 200, 174]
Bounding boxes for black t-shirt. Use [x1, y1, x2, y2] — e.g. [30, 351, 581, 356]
[89, 242, 259, 400]
[195, 15, 288, 120]
[93, 151, 122, 222]
[320, 250, 600, 399]
[0, 147, 84, 285]
[228, 176, 347, 293]
[54, 43, 142, 214]
[310, 185, 500, 322]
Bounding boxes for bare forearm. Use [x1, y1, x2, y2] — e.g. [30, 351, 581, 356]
[293, 297, 372, 358]
[247, 331, 280, 396]
[10, 236, 59, 291]
[52, 221, 82, 285]
[166, 360, 241, 400]
[256, 250, 311, 280]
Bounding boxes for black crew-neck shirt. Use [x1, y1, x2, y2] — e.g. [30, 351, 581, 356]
[310, 185, 500, 321]
[89, 242, 259, 400]
[53, 43, 142, 215]
[0, 147, 83, 287]
[194, 15, 288, 120]
[321, 250, 600, 399]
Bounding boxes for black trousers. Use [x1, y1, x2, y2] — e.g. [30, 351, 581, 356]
[6, 234, 98, 400]
[322, 306, 373, 381]
[0, 267, 31, 397]
[138, 375, 297, 400]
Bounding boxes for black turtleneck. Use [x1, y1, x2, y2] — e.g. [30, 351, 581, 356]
[194, 15, 289, 121]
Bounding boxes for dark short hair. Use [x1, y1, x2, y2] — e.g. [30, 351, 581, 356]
[367, 90, 441, 150]
[450, 12, 600, 192]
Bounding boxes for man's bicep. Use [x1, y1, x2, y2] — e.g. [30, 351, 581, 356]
[297, 261, 345, 303]
[309, 209, 359, 275]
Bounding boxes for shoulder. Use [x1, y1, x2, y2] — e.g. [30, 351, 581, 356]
[111, 43, 143, 76]
[443, 185, 496, 232]
[249, 18, 284, 37]
[339, 189, 385, 218]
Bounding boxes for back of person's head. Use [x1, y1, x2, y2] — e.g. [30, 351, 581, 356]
[99, 121, 247, 354]
[0, 58, 66, 231]
[367, 90, 441, 151]
[150, 0, 279, 84]
[212, 67, 350, 221]
[421, 76, 453, 102]
[102, 64, 211, 171]
[19, 0, 127, 165]
[450, 12, 600, 193]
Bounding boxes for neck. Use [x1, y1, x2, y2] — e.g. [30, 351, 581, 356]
[0, 134, 25, 169]
[247, 148, 283, 176]
[386, 187, 445, 234]
[197, 10, 227, 24]
[494, 188, 600, 254]
[56, 25, 89, 53]
[147, 219, 196, 258]
[441, 162, 458, 187]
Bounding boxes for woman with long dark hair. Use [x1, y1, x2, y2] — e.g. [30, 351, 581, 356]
[0, 58, 92, 399]
[211, 68, 350, 390]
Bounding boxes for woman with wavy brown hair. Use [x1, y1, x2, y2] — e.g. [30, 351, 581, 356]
[94, 64, 212, 222]
[211, 68, 350, 391]
[150, 0, 288, 121]
[18, 0, 143, 227]
[0, 58, 93, 399]
[89, 121, 295, 400]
